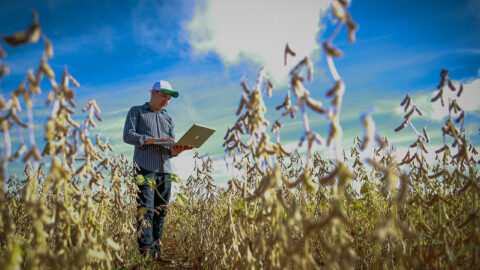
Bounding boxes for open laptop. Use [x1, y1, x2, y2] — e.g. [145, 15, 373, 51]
[153, 124, 215, 148]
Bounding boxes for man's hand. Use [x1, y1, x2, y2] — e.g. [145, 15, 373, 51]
[144, 137, 174, 145]
[171, 145, 193, 156]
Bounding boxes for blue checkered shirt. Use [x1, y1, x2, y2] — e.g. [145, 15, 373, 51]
[123, 103, 175, 173]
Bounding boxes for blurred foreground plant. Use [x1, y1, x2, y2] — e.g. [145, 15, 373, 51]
[0, 12, 139, 270]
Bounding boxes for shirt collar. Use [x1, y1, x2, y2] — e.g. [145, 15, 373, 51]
[144, 102, 167, 113]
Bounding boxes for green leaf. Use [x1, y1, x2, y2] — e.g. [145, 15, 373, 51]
[146, 177, 156, 188]
[134, 175, 145, 185]
[168, 173, 184, 185]
[176, 193, 188, 207]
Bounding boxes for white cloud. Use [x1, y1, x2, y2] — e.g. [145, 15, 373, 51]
[454, 78, 480, 112]
[187, 0, 332, 84]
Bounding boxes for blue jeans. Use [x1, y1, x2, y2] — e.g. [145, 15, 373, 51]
[136, 167, 171, 258]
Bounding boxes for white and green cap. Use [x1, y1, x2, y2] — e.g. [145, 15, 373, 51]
[151, 80, 179, 98]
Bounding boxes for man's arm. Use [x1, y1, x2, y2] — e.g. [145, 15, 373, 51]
[170, 144, 193, 156]
[123, 107, 151, 146]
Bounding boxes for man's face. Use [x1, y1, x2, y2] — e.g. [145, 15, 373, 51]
[152, 90, 172, 109]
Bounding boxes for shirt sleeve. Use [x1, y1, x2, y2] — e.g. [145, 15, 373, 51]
[123, 107, 151, 146]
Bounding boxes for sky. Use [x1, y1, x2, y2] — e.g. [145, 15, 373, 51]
[1, 0, 479, 184]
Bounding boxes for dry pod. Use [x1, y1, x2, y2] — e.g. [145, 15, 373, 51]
[44, 38, 53, 58]
[327, 80, 343, 97]
[2, 22, 41, 47]
[332, 0, 347, 22]
[323, 42, 343, 58]
[284, 43, 296, 65]
[0, 44, 6, 58]
[457, 84, 463, 97]
[395, 119, 409, 132]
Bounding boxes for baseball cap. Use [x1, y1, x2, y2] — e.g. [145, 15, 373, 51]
[151, 80, 179, 98]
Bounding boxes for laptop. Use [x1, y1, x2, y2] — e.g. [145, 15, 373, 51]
[153, 124, 215, 148]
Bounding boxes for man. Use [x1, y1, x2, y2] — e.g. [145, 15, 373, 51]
[123, 80, 191, 260]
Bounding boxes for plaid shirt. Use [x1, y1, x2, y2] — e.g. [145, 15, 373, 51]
[123, 103, 175, 173]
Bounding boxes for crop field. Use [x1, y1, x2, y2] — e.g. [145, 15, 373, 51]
[1, 1, 479, 269]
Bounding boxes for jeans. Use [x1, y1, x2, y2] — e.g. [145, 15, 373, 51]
[136, 167, 171, 258]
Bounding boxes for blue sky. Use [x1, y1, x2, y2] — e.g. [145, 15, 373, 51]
[1, 0, 479, 183]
